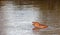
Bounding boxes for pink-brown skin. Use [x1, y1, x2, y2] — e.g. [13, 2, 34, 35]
[32, 22, 48, 31]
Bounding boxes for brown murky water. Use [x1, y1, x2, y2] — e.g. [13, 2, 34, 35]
[0, 0, 60, 35]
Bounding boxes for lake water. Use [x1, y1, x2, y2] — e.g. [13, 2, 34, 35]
[0, 0, 60, 35]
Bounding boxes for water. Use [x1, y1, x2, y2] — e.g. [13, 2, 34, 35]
[0, 0, 60, 35]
